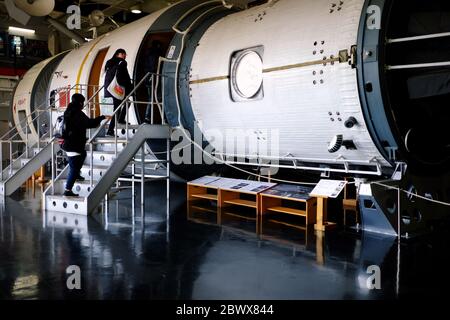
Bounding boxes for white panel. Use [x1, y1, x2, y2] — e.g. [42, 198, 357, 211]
[189, 0, 391, 168]
[12, 56, 59, 144]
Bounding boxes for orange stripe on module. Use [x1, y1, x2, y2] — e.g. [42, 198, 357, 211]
[75, 37, 104, 93]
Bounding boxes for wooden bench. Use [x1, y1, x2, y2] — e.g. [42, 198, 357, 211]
[259, 185, 317, 233]
[187, 176, 276, 233]
[187, 176, 221, 203]
[218, 180, 276, 233]
[187, 177, 339, 235]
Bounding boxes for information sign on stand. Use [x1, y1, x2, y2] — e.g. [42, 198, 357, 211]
[309, 180, 347, 231]
[310, 180, 347, 198]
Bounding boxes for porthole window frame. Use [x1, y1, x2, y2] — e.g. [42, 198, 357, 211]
[230, 46, 265, 102]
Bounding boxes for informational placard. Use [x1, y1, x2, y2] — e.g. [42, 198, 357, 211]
[188, 176, 276, 194]
[310, 180, 347, 198]
[167, 45, 176, 59]
[262, 184, 314, 200]
[189, 176, 221, 186]
[219, 179, 276, 194]
[207, 177, 241, 189]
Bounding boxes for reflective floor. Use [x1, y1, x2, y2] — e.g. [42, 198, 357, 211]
[1, 182, 450, 300]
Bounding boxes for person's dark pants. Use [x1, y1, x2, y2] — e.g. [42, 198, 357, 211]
[108, 97, 127, 133]
[65, 150, 86, 191]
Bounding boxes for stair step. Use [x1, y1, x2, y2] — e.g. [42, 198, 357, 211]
[84, 151, 117, 166]
[93, 138, 127, 152]
[20, 158, 31, 167]
[116, 124, 140, 130]
[51, 179, 99, 197]
[80, 164, 110, 180]
[47, 194, 85, 201]
[130, 157, 168, 164]
[32, 148, 44, 155]
[93, 137, 128, 144]
[116, 126, 138, 139]
[9, 162, 22, 170]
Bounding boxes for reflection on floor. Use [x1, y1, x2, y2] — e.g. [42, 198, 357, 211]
[1, 181, 450, 299]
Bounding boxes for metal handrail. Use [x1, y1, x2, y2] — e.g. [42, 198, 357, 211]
[0, 84, 79, 141]
[1, 84, 103, 145]
[87, 72, 151, 144]
[45, 71, 166, 194]
[0, 83, 100, 142]
[1, 85, 104, 180]
[87, 72, 152, 187]
[46, 85, 106, 194]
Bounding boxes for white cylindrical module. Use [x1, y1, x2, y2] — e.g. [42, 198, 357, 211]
[47, 10, 167, 123]
[10, 0, 209, 145]
[11, 54, 64, 145]
[6, 0, 449, 236]
[12, 59, 47, 144]
[187, 0, 389, 171]
[11, 0, 450, 178]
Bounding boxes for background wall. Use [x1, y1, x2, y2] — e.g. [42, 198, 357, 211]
[0, 75, 18, 161]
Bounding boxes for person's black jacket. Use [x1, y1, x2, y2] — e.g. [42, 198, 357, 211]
[104, 57, 133, 99]
[62, 103, 105, 153]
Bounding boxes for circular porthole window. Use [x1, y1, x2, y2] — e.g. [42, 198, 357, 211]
[230, 47, 264, 102]
[233, 51, 263, 98]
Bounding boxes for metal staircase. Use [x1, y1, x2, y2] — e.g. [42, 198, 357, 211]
[43, 124, 170, 215]
[0, 84, 100, 196]
[43, 73, 172, 215]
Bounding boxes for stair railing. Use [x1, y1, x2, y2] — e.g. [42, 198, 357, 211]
[0, 84, 105, 182]
[87, 72, 151, 188]
[0, 84, 78, 180]
[48, 85, 105, 195]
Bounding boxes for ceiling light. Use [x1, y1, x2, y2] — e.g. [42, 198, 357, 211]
[8, 26, 35, 34]
[130, 5, 141, 14]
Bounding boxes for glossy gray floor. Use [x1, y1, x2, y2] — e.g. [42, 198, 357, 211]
[0, 181, 450, 300]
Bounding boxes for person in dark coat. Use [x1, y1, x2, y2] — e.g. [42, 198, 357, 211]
[104, 48, 133, 136]
[62, 93, 107, 197]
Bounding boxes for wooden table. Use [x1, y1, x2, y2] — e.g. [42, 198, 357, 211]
[219, 184, 275, 234]
[187, 176, 276, 234]
[187, 176, 222, 203]
[314, 196, 336, 231]
[259, 191, 317, 233]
